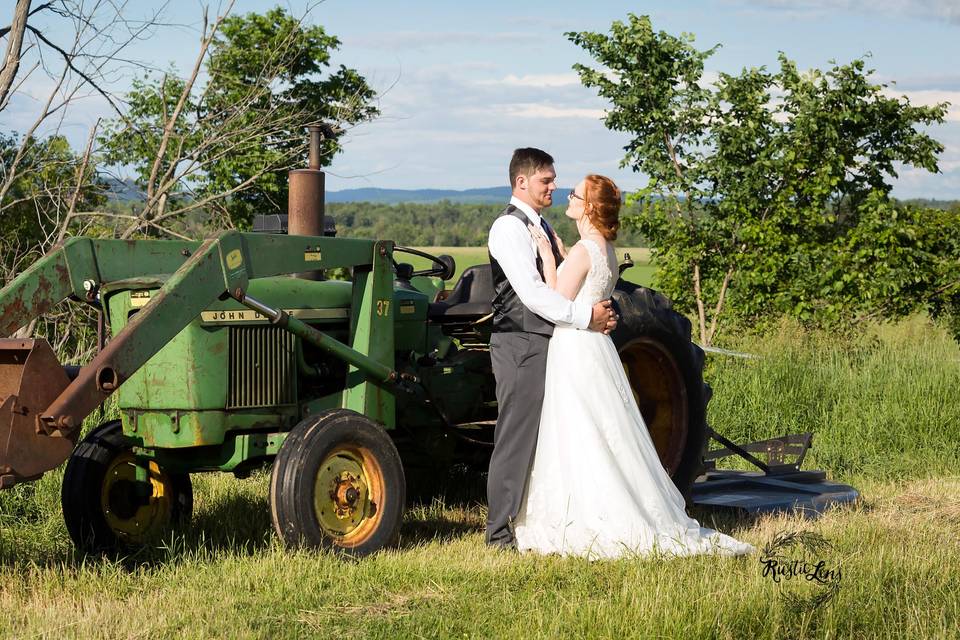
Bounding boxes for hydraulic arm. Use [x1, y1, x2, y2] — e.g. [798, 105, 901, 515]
[0, 231, 396, 489]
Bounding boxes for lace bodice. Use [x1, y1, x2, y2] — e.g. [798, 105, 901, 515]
[558, 238, 618, 306]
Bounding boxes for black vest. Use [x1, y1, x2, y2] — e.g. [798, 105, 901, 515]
[489, 205, 564, 336]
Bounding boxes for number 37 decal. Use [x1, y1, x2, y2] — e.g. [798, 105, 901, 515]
[376, 299, 391, 316]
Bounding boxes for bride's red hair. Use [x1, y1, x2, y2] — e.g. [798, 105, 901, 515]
[583, 174, 621, 241]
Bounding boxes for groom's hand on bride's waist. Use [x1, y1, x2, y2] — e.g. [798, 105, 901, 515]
[589, 299, 618, 334]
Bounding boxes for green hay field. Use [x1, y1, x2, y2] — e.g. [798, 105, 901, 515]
[403, 246, 655, 287]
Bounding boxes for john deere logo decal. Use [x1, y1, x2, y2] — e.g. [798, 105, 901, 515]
[226, 249, 243, 269]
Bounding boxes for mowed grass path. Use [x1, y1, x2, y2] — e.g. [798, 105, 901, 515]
[403, 246, 655, 287]
[1, 472, 958, 638]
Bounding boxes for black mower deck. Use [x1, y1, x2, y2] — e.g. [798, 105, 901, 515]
[690, 429, 860, 517]
[691, 468, 860, 516]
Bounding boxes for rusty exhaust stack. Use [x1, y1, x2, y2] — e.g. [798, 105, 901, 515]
[288, 126, 326, 279]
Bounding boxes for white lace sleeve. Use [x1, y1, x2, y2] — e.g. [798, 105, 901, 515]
[573, 239, 616, 305]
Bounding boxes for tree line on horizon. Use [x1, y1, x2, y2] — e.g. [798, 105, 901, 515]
[325, 200, 650, 247]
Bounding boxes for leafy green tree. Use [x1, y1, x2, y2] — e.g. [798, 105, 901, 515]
[569, 14, 953, 344]
[0, 131, 105, 353]
[0, 132, 104, 272]
[200, 8, 377, 227]
[99, 6, 377, 235]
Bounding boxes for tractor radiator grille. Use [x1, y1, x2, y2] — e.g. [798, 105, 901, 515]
[227, 325, 296, 408]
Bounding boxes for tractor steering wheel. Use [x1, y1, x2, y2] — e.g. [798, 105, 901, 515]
[393, 247, 456, 281]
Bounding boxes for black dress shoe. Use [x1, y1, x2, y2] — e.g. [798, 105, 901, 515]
[487, 538, 518, 552]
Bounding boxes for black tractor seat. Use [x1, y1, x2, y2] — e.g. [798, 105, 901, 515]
[428, 264, 494, 321]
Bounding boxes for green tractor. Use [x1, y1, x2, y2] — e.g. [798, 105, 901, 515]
[0, 144, 709, 556]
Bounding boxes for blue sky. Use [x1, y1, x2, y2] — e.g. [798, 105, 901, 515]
[4, 0, 959, 197]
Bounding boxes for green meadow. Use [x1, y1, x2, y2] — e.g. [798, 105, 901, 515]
[404, 246, 656, 287]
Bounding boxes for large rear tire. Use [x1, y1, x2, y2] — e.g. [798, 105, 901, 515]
[270, 409, 405, 556]
[61, 420, 193, 553]
[611, 281, 710, 500]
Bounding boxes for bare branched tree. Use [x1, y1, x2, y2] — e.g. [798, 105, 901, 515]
[0, 0, 32, 111]
[1, 0, 166, 348]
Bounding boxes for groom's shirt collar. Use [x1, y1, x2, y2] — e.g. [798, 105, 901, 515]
[509, 196, 542, 226]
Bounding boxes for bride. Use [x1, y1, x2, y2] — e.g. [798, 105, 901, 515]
[512, 174, 755, 559]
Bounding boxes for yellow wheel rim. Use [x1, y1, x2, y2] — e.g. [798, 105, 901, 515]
[313, 446, 384, 547]
[100, 452, 173, 542]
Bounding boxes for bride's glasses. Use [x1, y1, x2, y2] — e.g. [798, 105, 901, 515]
[567, 191, 584, 202]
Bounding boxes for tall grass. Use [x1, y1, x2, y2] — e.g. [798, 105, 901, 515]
[706, 316, 960, 482]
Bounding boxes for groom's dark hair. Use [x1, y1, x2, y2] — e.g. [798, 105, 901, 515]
[509, 148, 554, 188]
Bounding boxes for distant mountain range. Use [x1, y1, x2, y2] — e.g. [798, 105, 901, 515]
[102, 179, 955, 208]
[103, 180, 562, 205]
[325, 186, 516, 204]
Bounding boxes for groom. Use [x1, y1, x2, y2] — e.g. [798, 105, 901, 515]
[485, 147, 618, 549]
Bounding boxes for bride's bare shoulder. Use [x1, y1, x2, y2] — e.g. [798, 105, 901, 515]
[563, 242, 591, 271]
[577, 236, 612, 255]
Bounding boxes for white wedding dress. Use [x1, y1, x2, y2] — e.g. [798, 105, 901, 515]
[513, 238, 755, 560]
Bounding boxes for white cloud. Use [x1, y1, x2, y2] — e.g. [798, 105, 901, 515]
[345, 31, 536, 50]
[740, 0, 960, 23]
[880, 73, 960, 91]
[480, 73, 581, 88]
[324, 61, 626, 190]
[699, 70, 722, 88]
[493, 104, 606, 119]
[881, 88, 960, 122]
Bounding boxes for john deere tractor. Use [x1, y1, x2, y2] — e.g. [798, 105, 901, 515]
[0, 134, 709, 556]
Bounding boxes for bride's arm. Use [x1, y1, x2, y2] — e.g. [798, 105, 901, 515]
[532, 228, 590, 300]
[553, 244, 590, 301]
[531, 225, 558, 289]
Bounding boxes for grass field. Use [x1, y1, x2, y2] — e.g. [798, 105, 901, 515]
[403, 246, 656, 287]
[1, 472, 958, 638]
[2, 302, 959, 637]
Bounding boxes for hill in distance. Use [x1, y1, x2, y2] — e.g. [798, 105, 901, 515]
[104, 182, 530, 204]
[103, 179, 957, 209]
[325, 186, 515, 204]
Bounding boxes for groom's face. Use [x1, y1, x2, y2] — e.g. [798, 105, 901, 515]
[518, 164, 557, 212]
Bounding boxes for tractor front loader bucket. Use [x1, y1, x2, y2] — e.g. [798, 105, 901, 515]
[0, 339, 73, 489]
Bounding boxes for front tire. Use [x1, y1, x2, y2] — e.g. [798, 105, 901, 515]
[270, 409, 405, 556]
[611, 282, 711, 499]
[61, 420, 193, 553]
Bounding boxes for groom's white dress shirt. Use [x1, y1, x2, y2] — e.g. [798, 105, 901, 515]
[487, 196, 592, 330]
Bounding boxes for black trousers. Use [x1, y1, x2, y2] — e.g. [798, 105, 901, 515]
[485, 331, 550, 547]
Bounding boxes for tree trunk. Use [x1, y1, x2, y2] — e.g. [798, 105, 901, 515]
[0, 0, 31, 111]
